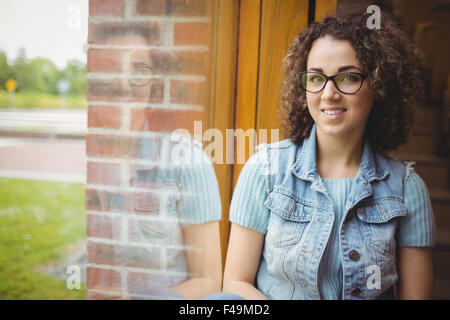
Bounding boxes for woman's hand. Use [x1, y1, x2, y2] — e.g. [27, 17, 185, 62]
[171, 221, 223, 299]
[222, 223, 268, 300]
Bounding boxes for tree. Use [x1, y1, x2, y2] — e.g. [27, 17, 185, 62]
[30, 58, 60, 94]
[63, 59, 86, 95]
[0, 51, 10, 91]
[2, 47, 86, 95]
[10, 47, 34, 92]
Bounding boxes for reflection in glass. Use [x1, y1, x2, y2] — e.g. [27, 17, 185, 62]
[86, 18, 222, 300]
[128, 135, 222, 299]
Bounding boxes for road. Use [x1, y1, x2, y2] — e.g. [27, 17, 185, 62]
[0, 109, 86, 134]
[0, 137, 86, 183]
[0, 109, 86, 183]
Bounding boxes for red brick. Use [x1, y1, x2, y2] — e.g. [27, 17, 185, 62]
[88, 105, 122, 129]
[86, 267, 122, 291]
[87, 78, 163, 103]
[89, 0, 124, 17]
[128, 218, 181, 243]
[87, 49, 123, 73]
[86, 134, 173, 161]
[87, 214, 122, 239]
[129, 107, 208, 133]
[130, 191, 164, 215]
[128, 137, 163, 162]
[127, 272, 176, 296]
[129, 50, 209, 76]
[134, 0, 166, 16]
[86, 134, 136, 158]
[86, 188, 131, 213]
[87, 241, 162, 269]
[129, 164, 180, 188]
[170, 79, 208, 105]
[86, 187, 169, 215]
[88, 22, 160, 46]
[170, 0, 211, 17]
[87, 291, 127, 300]
[87, 162, 121, 186]
[173, 22, 211, 46]
[134, 0, 211, 17]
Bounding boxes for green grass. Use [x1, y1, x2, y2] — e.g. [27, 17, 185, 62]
[0, 178, 87, 299]
[0, 91, 86, 109]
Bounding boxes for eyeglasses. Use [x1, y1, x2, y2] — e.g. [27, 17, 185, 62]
[128, 62, 153, 86]
[300, 71, 368, 95]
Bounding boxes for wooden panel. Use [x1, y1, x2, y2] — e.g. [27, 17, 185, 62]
[257, 0, 309, 135]
[210, 0, 239, 268]
[224, 0, 337, 264]
[315, 0, 337, 21]
[232, 0, 312, 186]
[232, 0, 262, 188]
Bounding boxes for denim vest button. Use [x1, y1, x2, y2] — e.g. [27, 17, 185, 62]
[349, 250, 360, 261]
[351, 288, 361, 296]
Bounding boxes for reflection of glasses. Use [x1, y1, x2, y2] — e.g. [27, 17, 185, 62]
[128, 63, 153, 86]
[300, 71, 368, 94]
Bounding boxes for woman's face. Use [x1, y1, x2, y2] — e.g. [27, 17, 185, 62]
[305, 36, 374, 140]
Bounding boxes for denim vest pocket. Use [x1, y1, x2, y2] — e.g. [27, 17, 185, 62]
[264, 191, 313, 247]
[356, 200, 407, 258]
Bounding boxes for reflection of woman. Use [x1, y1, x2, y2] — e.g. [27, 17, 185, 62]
[168, 136, 223, 299]
[114, 34, 222, 299]
[133, 135, 223, 300]
[223, 12, 436, 300]
[89, 28, 222, 300]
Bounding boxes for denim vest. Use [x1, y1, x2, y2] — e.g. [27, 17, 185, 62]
[255, 123, 409, 300]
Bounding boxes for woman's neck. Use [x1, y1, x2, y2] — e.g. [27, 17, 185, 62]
[315, 127, 365, 179]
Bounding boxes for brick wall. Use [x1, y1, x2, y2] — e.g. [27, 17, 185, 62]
[86, 0, 214, 299]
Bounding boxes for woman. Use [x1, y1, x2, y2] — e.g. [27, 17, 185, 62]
[223, 12, 436, 300]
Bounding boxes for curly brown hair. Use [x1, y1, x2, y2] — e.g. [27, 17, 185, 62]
[279, 11, 429, 155]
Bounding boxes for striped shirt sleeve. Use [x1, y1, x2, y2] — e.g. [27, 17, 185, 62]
[229, 150, 270, 234]
[397, 169, 437, 247]
[177, 141, 222, 226]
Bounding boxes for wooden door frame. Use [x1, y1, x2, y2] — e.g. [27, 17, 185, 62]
[210, 0, 337, 269]
[209, 0, 240, 268]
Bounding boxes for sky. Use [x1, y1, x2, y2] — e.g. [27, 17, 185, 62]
[0, 0, 88, 69]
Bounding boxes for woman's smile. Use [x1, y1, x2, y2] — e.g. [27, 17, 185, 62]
[321, 107, 347, 120]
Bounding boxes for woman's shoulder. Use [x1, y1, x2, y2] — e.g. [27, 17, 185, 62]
[373, 151, 413, 181]
[253, 138, 299, 164]
[263, 138, 296, 150]
[250, 139, 299, 162]
[375, 152, 432, 198]
[375, 151, 408, 168]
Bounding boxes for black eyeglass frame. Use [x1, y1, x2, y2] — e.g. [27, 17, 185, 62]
[128, 62, 154, 86]
[299, 71, 368, 95]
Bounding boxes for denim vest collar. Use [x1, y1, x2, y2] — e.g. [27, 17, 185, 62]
[291, 123, 389, 188]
